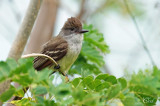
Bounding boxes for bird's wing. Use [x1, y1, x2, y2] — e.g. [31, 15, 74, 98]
[33, 36, 68, 71]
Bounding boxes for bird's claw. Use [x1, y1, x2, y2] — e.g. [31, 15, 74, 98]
[54, 64, 60, 69]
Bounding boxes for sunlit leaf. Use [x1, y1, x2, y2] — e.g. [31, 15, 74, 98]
[118, 78, 127, 90]
[0, 86, 15, 102]
[84, 24, 110, 53]
[32, 86, 47, 95]
[6, 58, 18, 70]
[0, 61, 10, 82]
[95, 74, 109, 80]
[107, 84, 121, 100]
[72, 77, 81, 88]
[81, 42, 104, 66]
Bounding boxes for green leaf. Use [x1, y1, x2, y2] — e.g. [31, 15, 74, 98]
[93, 79, 101, 87]
[102, 82, 111, 89]
[72, 78, 81, 88]
[44, 100, 57, 106]
[122, 96, 135, 106]
[12, 74, 33, 86]
[121, 96, 143, 106]
[81, 76, 94, 89]
[105, 75, 117, 84]
[95, 82, 110, 92]
[69, 61, 101, 76]
[35, 96, 45, 104]
[107, 84, 121, 100]
[15, 86, 25, 98]
[28, 67, 36, 78]
[32, 86, 47, 95]
[34, 68, 52, 83]
[58, 90, 70, 96]
[138, 94, 157, 106]
[0, 86, 15, 102]
[9, 60, 33, 77]
[81, 42, 104, 66]
[82, 76, 94, 85]
[129, 85, 157, 105]
[118, 78, 127, 90]
[18, 57, 33, 65]
[72, 86, 87, 101]
[6, 58, 18, 70]
[53, 83, 71, 99]
[82, 93, 100, 105]
[0, 61, 10, 82]
[129, 84, 157, 96]
[69, 24, 109, 77]
[152, 66, 160, 80]
[93, 79, 111, 91]
[83, 24, 110, 53]
[62, 97, 74, 105]
[95, 74, 109, 80]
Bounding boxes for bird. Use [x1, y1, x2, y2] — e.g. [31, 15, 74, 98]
[33, 17, 88, 77]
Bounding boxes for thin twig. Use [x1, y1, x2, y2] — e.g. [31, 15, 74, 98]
[22, 53, 58, 66]
[123, 0, 156, 66]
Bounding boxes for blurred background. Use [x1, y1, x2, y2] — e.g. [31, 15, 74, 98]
[0, 0, 160, 77]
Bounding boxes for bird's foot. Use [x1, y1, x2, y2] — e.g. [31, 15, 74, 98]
[54, 64, 60, 69]
[65, 75, 69, 83]
[59, 71, 69, 82]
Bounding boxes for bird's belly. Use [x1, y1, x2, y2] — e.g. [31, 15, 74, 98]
[57, 43, 82, 73]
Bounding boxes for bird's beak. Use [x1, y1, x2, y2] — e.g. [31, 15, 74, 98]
[79, 29, 89, 33]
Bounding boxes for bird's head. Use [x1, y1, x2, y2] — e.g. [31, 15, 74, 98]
[61, 17, 88, 36]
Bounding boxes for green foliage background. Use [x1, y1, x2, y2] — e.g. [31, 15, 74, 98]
[0, 25, 160, 106]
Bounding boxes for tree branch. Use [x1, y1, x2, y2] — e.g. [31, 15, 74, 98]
[0, 0, 42, 105]
[7, 0, 42, 60]
[123, 0, 156, 66]
[24, 0, 59, 54]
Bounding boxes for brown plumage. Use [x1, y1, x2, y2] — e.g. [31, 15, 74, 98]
[62, 17, 82, 29]
[33, 36, 68, 70]
[14, 17, 88, 101]
[33, 17, 88, 72]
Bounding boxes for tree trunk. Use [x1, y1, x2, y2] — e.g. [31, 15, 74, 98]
[24, 0, 59, 54]
[0, 0, 42, 105]
[7, 0, 42, 60]
[10, 0, 59, 103]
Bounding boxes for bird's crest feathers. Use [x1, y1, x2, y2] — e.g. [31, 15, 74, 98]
[62, 17, 82, 30]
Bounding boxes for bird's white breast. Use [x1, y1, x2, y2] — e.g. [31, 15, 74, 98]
[57, 33, 83, 73]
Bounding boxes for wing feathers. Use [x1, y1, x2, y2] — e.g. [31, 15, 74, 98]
[33, 36, 68, 71]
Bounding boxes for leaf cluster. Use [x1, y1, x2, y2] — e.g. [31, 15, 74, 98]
[69, 24, 110, 76]
[0, 25, 160, 106]
[0, 59, 159, 106]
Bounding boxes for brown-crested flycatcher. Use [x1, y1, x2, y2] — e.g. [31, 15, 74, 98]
[33, 17, 88, 76]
